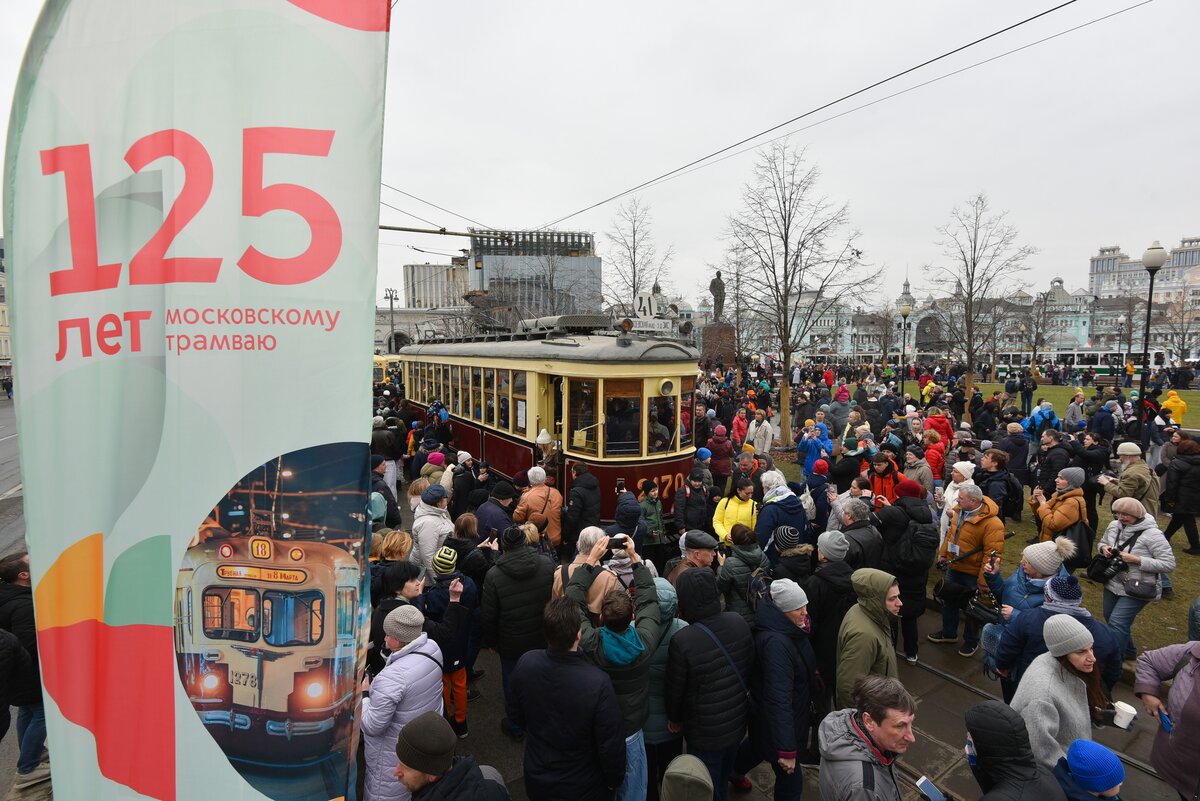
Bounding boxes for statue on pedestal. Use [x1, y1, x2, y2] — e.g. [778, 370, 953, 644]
[709, 270, 725, 321]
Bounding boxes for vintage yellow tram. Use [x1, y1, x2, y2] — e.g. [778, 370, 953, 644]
[398, 315, 700, 517]
[174, 534, 361, 764]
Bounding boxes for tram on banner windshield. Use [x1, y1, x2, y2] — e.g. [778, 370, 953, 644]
[398, 315, 700, 519]
[175, 533, 360, 764]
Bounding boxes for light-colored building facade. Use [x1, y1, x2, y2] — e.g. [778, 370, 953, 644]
[401, 260, 470, 309]
[1089, 237, 1200, 302]
[467, 229, 602, 317]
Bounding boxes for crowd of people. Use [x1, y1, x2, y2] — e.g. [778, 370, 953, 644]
[354, 359, 1200, 801]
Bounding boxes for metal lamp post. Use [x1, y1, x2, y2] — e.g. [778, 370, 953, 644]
[384, 287, 399, 353]
[899, 301, 913, 397]
[1140, 241, 1169, 449]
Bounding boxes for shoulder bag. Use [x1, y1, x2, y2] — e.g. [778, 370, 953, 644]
[693, 622, 756, 716]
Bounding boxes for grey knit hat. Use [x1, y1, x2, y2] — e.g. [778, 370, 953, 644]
[1043, 614, 1093, 657]
[770, 579, 808, 612]
[383, 605, 425, 644]
[817, 530, 850, 562]
[1057, 467, 1085, 491]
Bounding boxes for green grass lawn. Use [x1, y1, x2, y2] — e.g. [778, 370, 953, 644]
[777, 459, 1198, 653]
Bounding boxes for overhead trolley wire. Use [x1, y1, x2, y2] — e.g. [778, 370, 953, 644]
[538, 0, 1095, 229]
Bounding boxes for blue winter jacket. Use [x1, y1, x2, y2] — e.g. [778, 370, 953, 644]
[994, 603, 1123, 688]
[982, 564, 1063, 622]
[755, 491, 808, 564]
[803, 474, 831, 540]
[747, 600, 817, 762]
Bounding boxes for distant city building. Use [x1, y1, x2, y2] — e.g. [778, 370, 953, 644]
[467, 229, 602, 318]
[1089, 237, 1200, 302]
[402, 257, 470, 309]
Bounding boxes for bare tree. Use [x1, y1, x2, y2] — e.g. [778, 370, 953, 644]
[925, 193, 1035, 416]
[603, 197, 674, 314]
[726, 143, 880, 440]
[1155, 296, 1200, 363]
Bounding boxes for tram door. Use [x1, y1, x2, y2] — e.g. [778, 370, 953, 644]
[550, 376, 565, 487]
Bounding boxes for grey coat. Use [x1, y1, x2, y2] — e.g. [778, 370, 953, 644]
[818, 708, 903, 801]
[1097, 514, 1176, 600]
[1009, 651, 1092, 769]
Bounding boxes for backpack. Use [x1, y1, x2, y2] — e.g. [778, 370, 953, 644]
[1035, 412, 1059, 437]
[1004, 378, 1018, 394]
[1003, 474, 1025, 519]
[798, 483, 816, 519]
[746, 565, 773, 613]
[889, 519, 939, 574]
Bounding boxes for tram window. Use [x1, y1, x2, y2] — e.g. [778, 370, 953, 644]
[605, 379, 643, 456]
[512, 371, 527, 436]
[498, 369, 511, 430]
[471, 367, 483, 421]
[484, 369, 496, 426]
[680, 377, 696, 448]
[450, 366, 461, 414]
[187, 589, 193, 638]
[262, 590, 324, 646]
[649, 397, 676, 453]
[568, 378, 598, 455]
[1154, 352, 1165, 366]
[1078, 353, 1099, 366]
[202, 587, 260, 642]
[337, 588, 357, 639]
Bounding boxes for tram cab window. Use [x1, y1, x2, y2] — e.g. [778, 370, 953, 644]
[512, 371, 527, 436]
[649, 397, 675, 453]
[498, 369, 511, 430]
[262, 590, 324, 646]
[605, 379, 643, 456]
[337, 588, 357, 639]
[568, 378, 598, 455]
[680, 377, 696, 448]
[203, 587, 260, 642]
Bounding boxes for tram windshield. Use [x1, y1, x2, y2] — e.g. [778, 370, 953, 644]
[262, 590, 325, 646]
[202, 587, 260, 642]
[605, 380, 642, 456]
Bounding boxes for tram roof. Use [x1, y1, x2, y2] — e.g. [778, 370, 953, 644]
[398, 332, 699, 364]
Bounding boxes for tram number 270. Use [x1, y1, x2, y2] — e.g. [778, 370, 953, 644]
[231, 670, 258, 688]
[655, 473, 687, 499]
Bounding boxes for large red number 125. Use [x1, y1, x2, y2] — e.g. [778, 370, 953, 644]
[40, 126, 342, 295]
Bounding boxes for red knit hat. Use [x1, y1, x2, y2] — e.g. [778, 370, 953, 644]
[896, 478, 924, 499]
[812, 459, 829, 476]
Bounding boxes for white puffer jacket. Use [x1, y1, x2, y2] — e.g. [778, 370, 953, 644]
[1097, 514, 1176, 600]
[360, 634, 444, 801]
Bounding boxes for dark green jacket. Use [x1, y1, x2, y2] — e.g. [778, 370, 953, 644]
[481, 545, 555, 660]
[567, 560, 664, 735]
[716, 545, 770, 625]
[640, 495, 667, 546]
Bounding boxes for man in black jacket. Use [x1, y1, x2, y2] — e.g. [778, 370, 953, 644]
[673, 470, 711, 535]
[567, 536, 663, 801]
[665, 568, 754, 801]
[1031, 430, 1073, 541]
[394, 711, 511, 801]
[802, 531, 856, 714]
[0, 627, 32, 743]
[840, 500, 883, 571]
[370, 455, 403, 528]
[562, 463, 601, 561]
[507, 598, 626, 801]
[0, 551, 47, 788]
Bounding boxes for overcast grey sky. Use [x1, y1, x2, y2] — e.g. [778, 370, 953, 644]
[3, 0, 1196, 308]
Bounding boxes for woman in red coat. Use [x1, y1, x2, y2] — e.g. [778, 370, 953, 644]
[923, 429, 946, 485]
[731, 407, 750, 449]
[706, 424, 735, 496]
[923, 407, 954, 443]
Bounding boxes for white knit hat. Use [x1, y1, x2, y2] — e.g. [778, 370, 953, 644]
[952, 461, 976, 480]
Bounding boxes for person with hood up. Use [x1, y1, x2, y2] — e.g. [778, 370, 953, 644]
[507, 598, 626, 801]
[939, 460, 977, 539]
[567, 534, 663, 801]
[645, 579, 689, 801]
[994, 574, 1122, 699]
[1030, 467, 1088, 544]
[412, 484, 455, 577]
[755, 469, 808, 565]
[827, 385, 853, 438]
[712, 477, 758, 544]
[804, 460, 832, 536]
[901, 446, 935, 496]
[1011, 615, 1104, 769]
[770, 525, 814, 584]
[706, 425, 735, 496]
[834, 568, 901, 709]
[1095, 496, 1175, 661]
[963, 700, 1069, 801]
[665, 568, 754, 801]
[482, 525, 555, 740]
[659, 756, 713, 801]
[716, 524, 771, 625]
[795, 420, 826, 478]
[818, 675, 915, 801]
[875, 478, 938, 664]
[1162, 388, 1188, 425]
[606, 488, 649, 553]
[1053, 740, 1125, 801]
[928, 486, 1006, 657]
[563, 462, 602, 561]
[361, 605, 446, 801]
[729, 580, 816, 801]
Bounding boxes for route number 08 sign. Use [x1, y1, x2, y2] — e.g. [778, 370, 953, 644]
[4, 2, 389, 800]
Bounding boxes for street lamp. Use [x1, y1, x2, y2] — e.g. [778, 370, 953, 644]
[1140, 241, 1169, 449]
[899, 284, 914, 397]
[1116, 314, 1126, 362]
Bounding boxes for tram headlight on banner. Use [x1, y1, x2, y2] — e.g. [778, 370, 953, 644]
[305, 680, 324, 699]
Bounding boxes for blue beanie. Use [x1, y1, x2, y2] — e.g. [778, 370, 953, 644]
[1067, 740, 1124, 792]
[697, 448, 712, 461]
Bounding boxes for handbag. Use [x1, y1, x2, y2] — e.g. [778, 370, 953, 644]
[693, 623, 757, 716]
[964, 589, 1003, 626]
[1057, 513, 1094, 573]
[1123, 576, 1159, 600]
[932, 577, 977, 609]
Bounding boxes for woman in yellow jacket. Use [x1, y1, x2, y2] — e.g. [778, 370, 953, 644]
[1162, 389, 1188, 426]
[1029, 466, 1087, 543]
[713, 476, 759, 544]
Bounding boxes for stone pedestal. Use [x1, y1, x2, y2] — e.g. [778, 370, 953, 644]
[699, 322, 736, 367]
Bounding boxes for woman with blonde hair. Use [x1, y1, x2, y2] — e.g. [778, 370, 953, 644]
[406, 477, 429, 512]
[1096, 496, 1175, 661]
[370, 529, 414, 607]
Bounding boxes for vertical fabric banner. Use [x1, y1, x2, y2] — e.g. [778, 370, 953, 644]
[3, 2, 389, 800]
